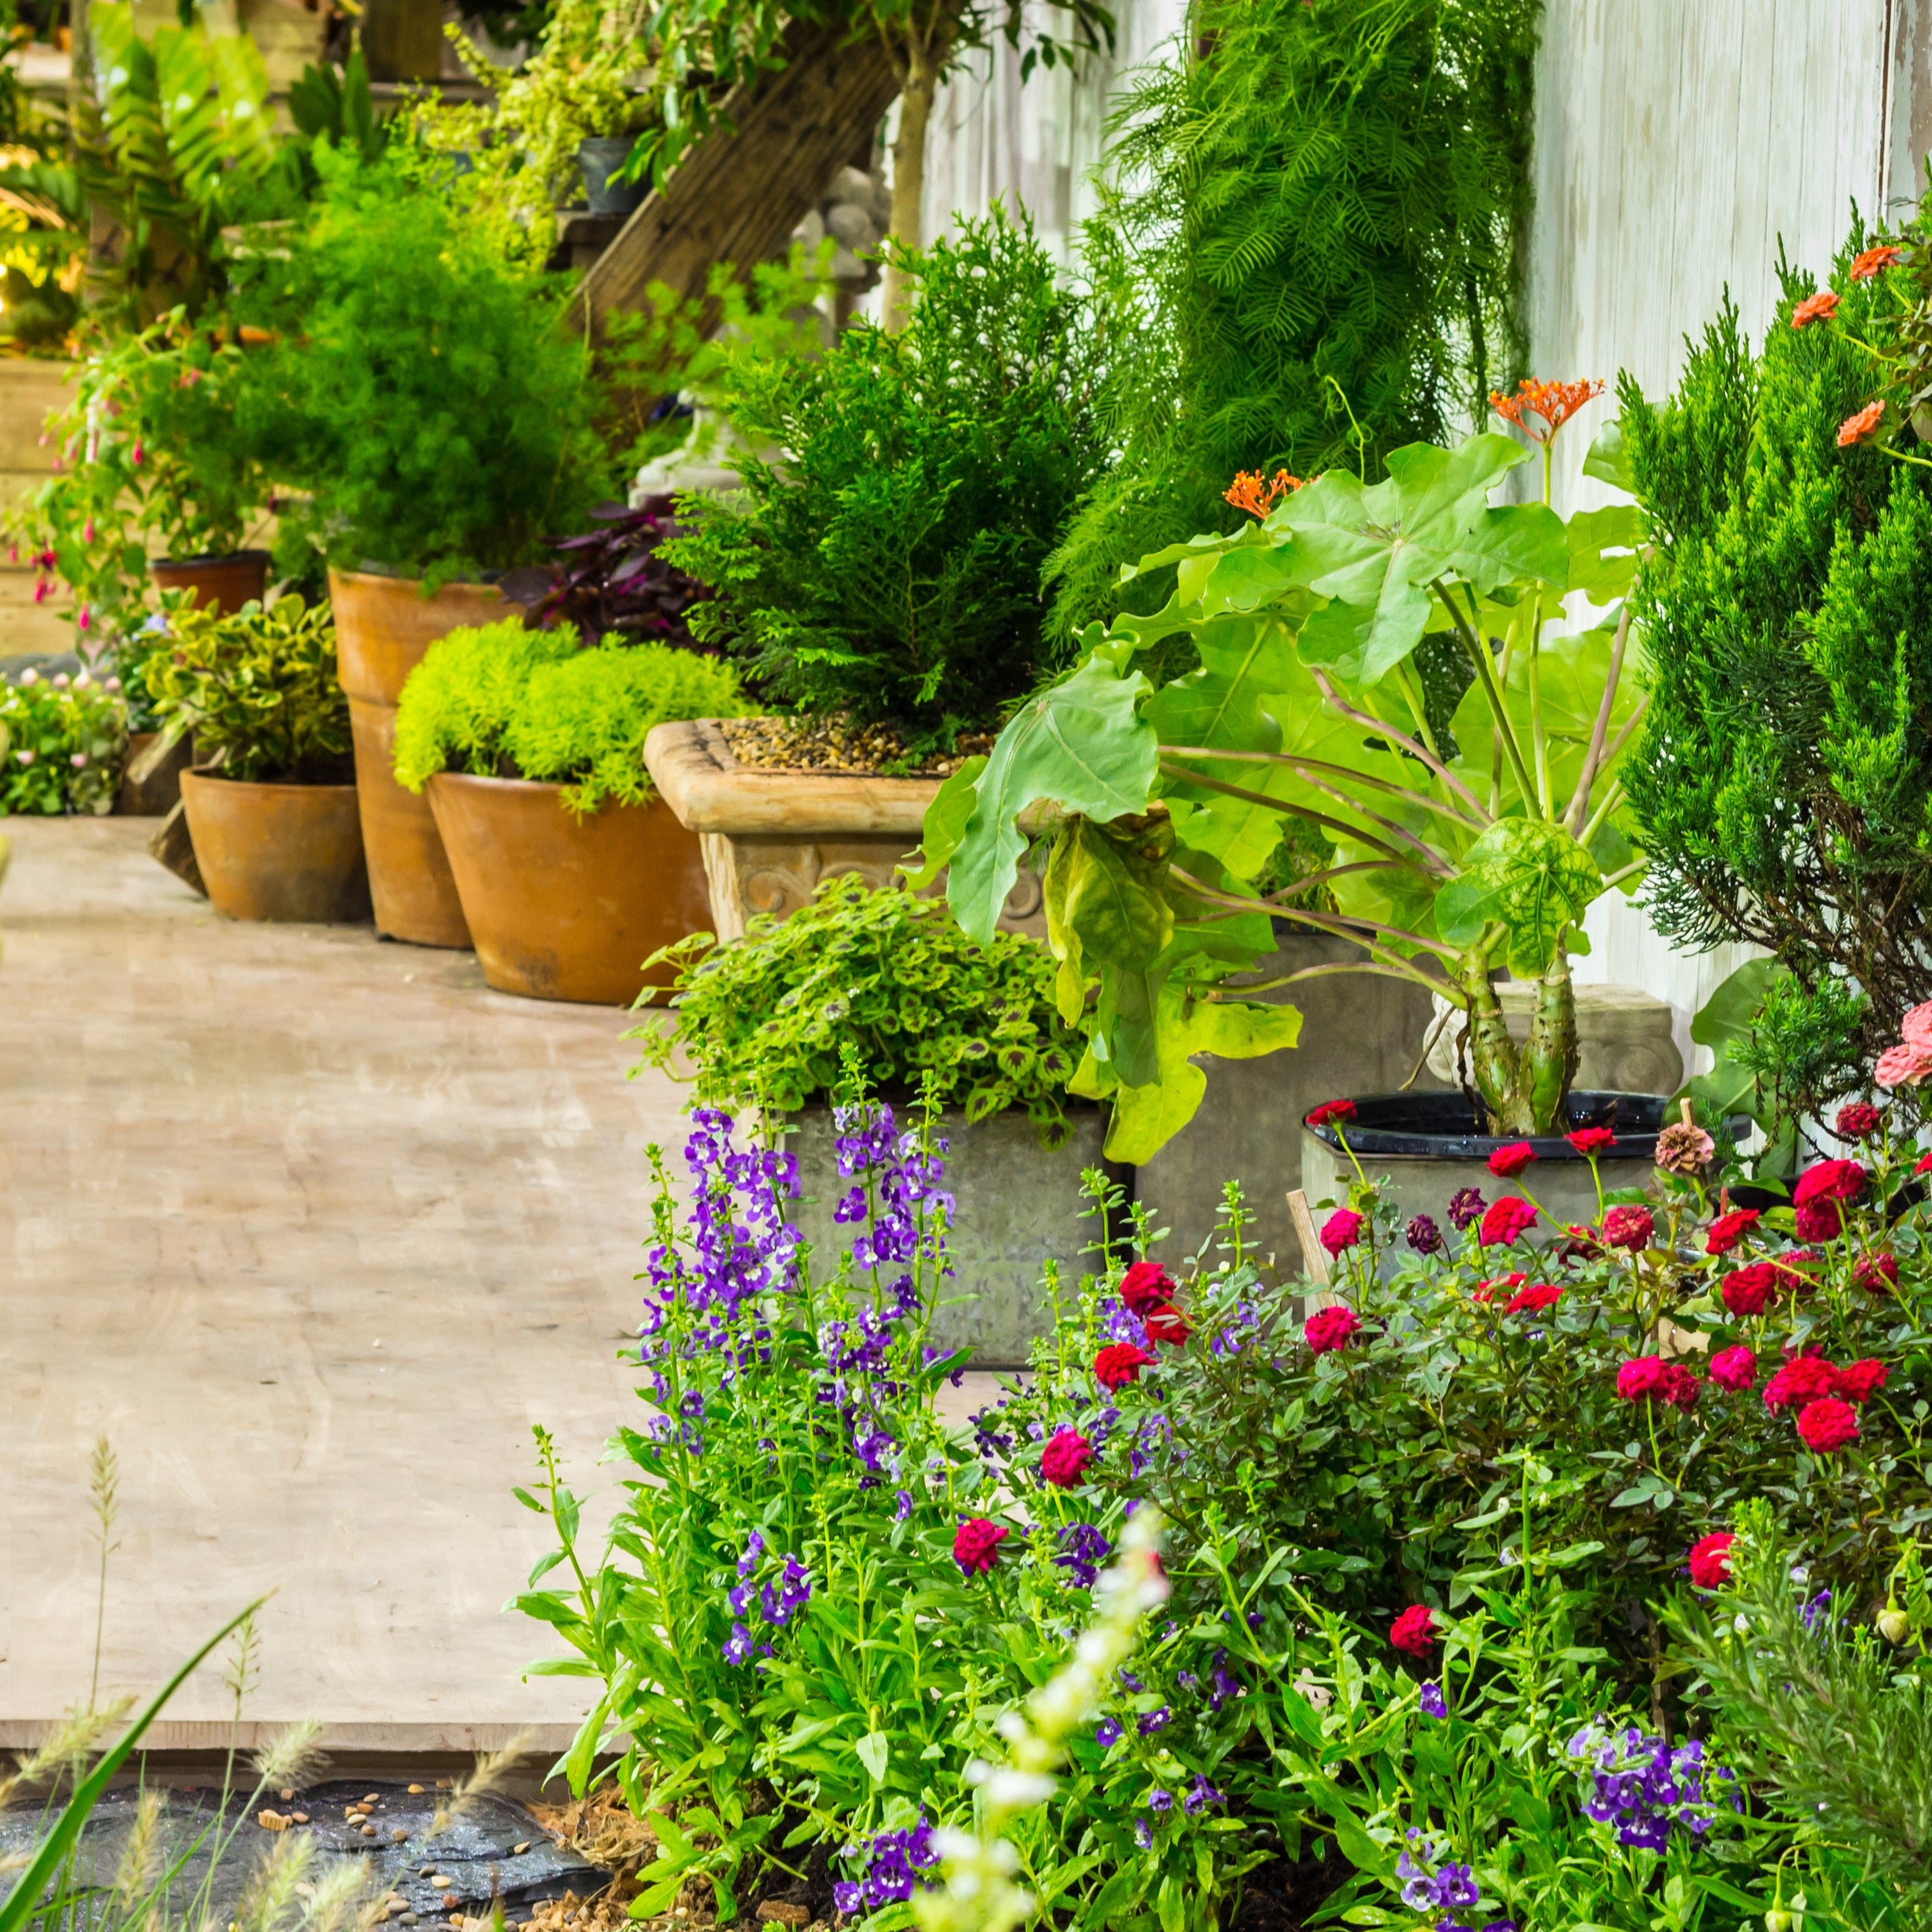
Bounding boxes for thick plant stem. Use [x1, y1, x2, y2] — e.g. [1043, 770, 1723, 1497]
[1522, 949, 1579, 1133]
[881, 37, 938, 330]
[1458, 936, 1530, 1133]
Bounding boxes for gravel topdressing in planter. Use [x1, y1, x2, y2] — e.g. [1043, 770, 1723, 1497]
[1300, 1089, 1669, 1243]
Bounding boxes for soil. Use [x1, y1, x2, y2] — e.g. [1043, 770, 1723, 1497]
[720, 714, 994, 779]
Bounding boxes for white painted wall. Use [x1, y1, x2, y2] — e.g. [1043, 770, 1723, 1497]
[909, 0, 1911, 1068]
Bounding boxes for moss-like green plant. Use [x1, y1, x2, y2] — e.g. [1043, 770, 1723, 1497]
[632, 872, 1080, 1142]
[142, 593, 348, 784]
[394, 623, 748, 815]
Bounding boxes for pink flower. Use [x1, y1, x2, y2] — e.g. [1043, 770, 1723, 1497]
[1687, 1531, 1735, 1589]
[1836, 1101, 1883, 1139]
[1567, 1126, 1617, 1156]
[1618, 1356, 1700, 1408]
[1478, 1196, 1538, 1248]
[1875, 1042, 1932, 1089]
[1320, 1209, 1364, 1256]
[1917, 1151, 1932, 1177]
[70, 752, 86, 769]
[1602, 1204, 1654, 1251]
[1796, 1396, 1859, 1453]
[1040, 1429, 1096, 1488]
[1704, 1207, 1761, 1256]
[1902, 1001, 1932, 1048]
[1488, 1141, 1537, 1178]
[1304, 1303, 1361, 1355]
[1708, 1345, 1757, 1392]
[953, 1517, 1010, 1575]
[1118, 1260, 1176, 1317]
[1792, 289, 1841, 328]
[1390, 1604, 1438, 1656]
[1833, 1358, 1889, 1405]
[1839, 399, 1886, 446]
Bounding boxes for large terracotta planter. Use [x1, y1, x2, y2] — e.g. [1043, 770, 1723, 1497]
[643, 717, 1043, 940]
[426, 772, 712, 1005]
[150, 549, 271, 616]
[178, 767, 371, 923]
[330, 567, 504, 948]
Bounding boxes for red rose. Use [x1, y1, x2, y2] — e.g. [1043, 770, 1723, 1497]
[1488, 1141, 1538, 1179]
[1916, 1151, 1932, 1176]
[1479, 1196, 1538, 1248]
[1796, 1396, 1859, 1453]
[1567, 1126, 1618, 1156]
[1708, 1345, 1758, 1392]
[1307, 1098, 1357, 1128]
[1602, 1204, 1654, 1251]
[1304, 1304, 1361, 1355]
[1094, 1342, 1155, 1390]
[1721, 1262, 1780, 1317]
[1794, 1159, 1867, 1206]
[1473, 1270, 1527, 1305]
[1763, 1354, 1837, 1411]
[1836, 1102, 1883, 1139]
[1118, 1260, 1176, 1317]
[1143, 1303, 1192, 1346]
[1833, 1358, 1889, 1404]
[1320, 1209, 1364, 1256]
[953, 1517, 1010, 1575]
[1687, 1530, 1735, 1590]
[1040, 1428, 1096, 1488]
[1505, 1281, 1563, 1316]
[1618, 1356, 1699, 1408]
[1854, 1251, 1899, 1292]
[1705, 1207, 1762, 1256]
[1389, 1604, 1438, 1656]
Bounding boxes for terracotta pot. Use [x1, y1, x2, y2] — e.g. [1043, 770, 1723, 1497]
[150, 549, 271, 616]
[330, 567, 505, 948]
[179, 767, 372, 923]
[427, 772, 711, 1004]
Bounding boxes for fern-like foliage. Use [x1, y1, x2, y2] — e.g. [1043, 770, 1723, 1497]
[1048, 0, 1541, 640]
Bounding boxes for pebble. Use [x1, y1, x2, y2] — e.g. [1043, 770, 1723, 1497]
[363, 1793, 380, 1804]
[401, 1918, 418, 1927]
[511, 1843, 529, 1856]
[720, 714, 988, 778]
[421, 1867, 437, 1879]
[361, 1826, 377, 1839]
[408, 1784, 425, 1795]
[256, 1811, 289, 1832]
[391, 1828, 409, 1842]
[279, 1788, 294, 1802]
[431, 1877, 453, 1890]
[292, 1814, 310, 1826]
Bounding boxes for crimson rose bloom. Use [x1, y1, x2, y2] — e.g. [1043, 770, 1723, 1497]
[1473, 1270, 1527, 1304]
[1836, 1101, 1883, 1139]
[1917, 1151, 1932, 1177]
[1304, 1304, 1361, 1355]
[1505, 1281, 1563, 1317]
[1040, 1428, 1096, 1488]
[1792, 1159, 1868, 1241]
[954, 1517, 1010, 1574]
[1834, 1358, 1889, 1404]
[1797, 1396, 1860, 1452]
[1389, 1604, 1438, 1656]
[1618, 1356, 1700, 1408]
[1094, 1342, 1155, 1390]
[1602, 1204, 1654, 1251]
[1143, 1303, 1191, 1346]
[1567, 1126, 1617, 1156]
[1306, 1099, 1357, 1128]
[1708, 1345, 1758, 1392]
[1764, 1354, 1837, 1411]
[1704, 1207, 1761, 1256]
[1479, 1196, 1538, 1247]
[1320, 1209, 1364, 1256]
[1687, 1530, 1736, 1590]
[1488, 1141, 1538, 1179]
[1118, 1260, 1176, 1318]
[1721, 1262, 1780, 1317]
[1854, 1251, 1899, 1292]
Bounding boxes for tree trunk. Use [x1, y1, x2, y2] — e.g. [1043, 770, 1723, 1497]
[880, 40, 938, 331]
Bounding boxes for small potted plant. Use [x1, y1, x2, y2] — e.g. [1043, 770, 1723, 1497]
[391, 621, 746, 1004]
[0, 666, 127, 815]
[499, 496, 709, 646]
[235, 146, 618, 948]
[147, 592, 369, 923]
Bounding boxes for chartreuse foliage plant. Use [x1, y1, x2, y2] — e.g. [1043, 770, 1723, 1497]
[632, 872, 1082, 1140]
[393, 621, 747, 815]
[518, 1042, 1932, 1931]
[1621, 214, 1932, 1099]
[927, 399, 1646, 1159]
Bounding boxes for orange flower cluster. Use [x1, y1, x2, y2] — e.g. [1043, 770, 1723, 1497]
[1790, 289, 1839, 329]
[1223, 468, 1301, 518]
[1488, 377, 1604, 446]
[1837, 399, 1886, 447]
[1850, 244, 1905, 282]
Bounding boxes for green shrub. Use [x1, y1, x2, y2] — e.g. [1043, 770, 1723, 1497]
[661, 207, 1110, 753]
[142, 593, 349, 784]
[394, 623, 748, 814]
[632, 872, 1081, 1140]
[0, 671, 126, 813]
[239, 146, 615, 587]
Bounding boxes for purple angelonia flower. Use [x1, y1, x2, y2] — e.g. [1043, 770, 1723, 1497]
[1184, 1774, 1226, 1815]
[1095, 1718, 1122, 1750]
[722, 1622, 753, 1667]
[1132, 1817, 1153, 1850]
[1055, 1523, 1112, 1588]
[834, 1814, 939, 1910]
[1137, 1705, 1171, 1737]
[1566, 1720, 1727, 1850]
[893, 1488, 913, 1522]
[1147, 1787, 1172, 1812]
[1420, 1682, 1447, 1720]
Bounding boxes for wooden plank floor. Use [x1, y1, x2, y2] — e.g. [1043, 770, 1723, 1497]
[0, 817, 689, 1751]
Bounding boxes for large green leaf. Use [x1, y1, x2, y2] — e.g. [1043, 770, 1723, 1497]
[1436, 817, 1602, 975]
[1563, 504, 1644, 605]
[943, 654, 1156, 941]
[900, 755, 986, 890]
[1045, 816, 1176, 1046]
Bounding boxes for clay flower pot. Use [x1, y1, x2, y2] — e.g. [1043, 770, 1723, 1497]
[426, 772, 711, 1004]
[179, 767, 371, 923]
[330, 568, 506, 948]
[150, 549, 271, 616]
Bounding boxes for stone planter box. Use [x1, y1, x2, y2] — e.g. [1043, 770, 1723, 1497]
[643, 718, 1043, 941]
[778, 1102, 1120, 1367]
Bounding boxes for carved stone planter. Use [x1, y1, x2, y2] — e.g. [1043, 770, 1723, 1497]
[643, 718, 1043, 939]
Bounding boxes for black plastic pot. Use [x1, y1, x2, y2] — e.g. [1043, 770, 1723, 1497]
[1303, 1089, 1668, 1162]
[577, 136, 645, 218]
